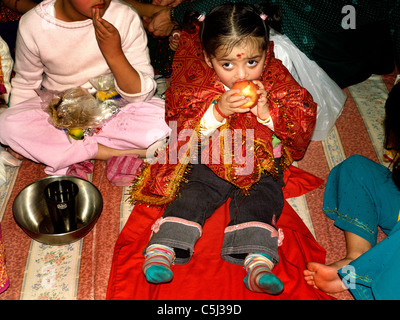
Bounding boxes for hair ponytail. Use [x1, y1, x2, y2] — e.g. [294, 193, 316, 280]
[254, 3, 282, 33]
[182, 9, 203, 33]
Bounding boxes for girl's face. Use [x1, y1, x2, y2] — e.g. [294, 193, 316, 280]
[56, 0, 111, 21]
[204, 40, 266, 89]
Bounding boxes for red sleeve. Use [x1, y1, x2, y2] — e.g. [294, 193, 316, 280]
[263, 43, 317, 160]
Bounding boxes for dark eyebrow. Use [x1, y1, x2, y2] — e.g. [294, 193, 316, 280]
[216, 54, 262, 62]
[247, 54, 263, 60]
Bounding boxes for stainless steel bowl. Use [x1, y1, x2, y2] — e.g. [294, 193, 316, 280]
[13, 175, 103, 245]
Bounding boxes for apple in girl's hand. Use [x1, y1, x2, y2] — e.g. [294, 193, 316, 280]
[232, 80, 260, 109]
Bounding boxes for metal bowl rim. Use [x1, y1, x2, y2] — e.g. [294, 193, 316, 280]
[12, 175, 103, 238]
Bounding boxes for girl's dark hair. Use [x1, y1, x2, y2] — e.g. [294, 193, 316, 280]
[183, 2, 281, 58]
[384, 81, 400, 189]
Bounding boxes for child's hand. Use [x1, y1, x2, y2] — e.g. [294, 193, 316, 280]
[169, 28, 181, 51]
[92, 8, 123, 59]
[91, 7, 141, 94]
[249, 80, 270, 121]
[215, 89, 251, 120]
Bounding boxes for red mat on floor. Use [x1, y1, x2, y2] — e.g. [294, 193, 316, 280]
[106, 166, 334, 300]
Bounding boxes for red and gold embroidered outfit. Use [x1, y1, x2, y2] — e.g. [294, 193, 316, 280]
[130, 29, 317, 206]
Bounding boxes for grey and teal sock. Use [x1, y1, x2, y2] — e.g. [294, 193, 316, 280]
[243, 253, 284, 295]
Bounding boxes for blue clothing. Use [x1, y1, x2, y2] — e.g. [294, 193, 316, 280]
[323, 154, 400, 300]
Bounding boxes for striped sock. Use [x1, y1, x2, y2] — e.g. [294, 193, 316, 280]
[243, 253, 284, 295]
[142, 244, 175, 284]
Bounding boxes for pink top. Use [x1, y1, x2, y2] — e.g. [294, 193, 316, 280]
[11, 0, 156, 106]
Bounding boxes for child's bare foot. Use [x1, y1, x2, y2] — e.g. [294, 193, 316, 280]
[303, 261, 350, 294]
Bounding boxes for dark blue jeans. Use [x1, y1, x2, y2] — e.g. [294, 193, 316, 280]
[147, 163, 284, 265]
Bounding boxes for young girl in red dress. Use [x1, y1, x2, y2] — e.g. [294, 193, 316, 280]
[131, 3, 317, 295]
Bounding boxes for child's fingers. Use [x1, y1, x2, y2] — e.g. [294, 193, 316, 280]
[169, 37, 179, 51]
[252, 80, 267, 97]
[142, 16, 151, 28]
[92, 9, 102, 31]
[228, 97, 251, 111]
[257, 91, 267, 103]
[252, 79, 264, 90]
[96, 17, 115, 31]
[226, 88, 241, 98]
[92, 8, 114, 32]
[94, 19, 118, 42]
[93, 16, 107, 32]
[92, 7, 100, 22]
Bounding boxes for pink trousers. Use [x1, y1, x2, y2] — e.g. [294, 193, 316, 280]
[0, 96, 171, 175]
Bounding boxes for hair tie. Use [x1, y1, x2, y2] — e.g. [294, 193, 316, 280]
[197, 13, 206, 22]
[260, 13, 268, 21]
